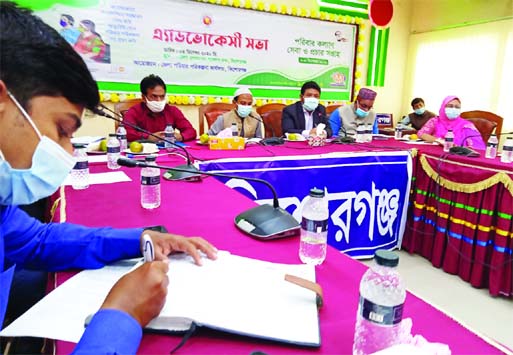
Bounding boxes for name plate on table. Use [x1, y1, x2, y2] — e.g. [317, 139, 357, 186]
[199, 151, 412, 258]
[209, 137, 245, 150]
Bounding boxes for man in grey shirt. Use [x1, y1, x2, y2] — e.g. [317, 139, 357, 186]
[329, 88, 378, 137]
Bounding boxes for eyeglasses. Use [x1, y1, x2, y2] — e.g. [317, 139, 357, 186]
[146, 94, 166, 101]
[358, 101, 373, 110]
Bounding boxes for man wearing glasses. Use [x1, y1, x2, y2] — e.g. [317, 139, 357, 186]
[329, 88, 378, 138]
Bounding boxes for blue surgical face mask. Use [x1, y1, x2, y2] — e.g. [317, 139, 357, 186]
[445, 107, 461, 120]
[0, 92, 76, 205]
[303, 97, 319, 112]
[414, 107, 426, 115]
[237, 104, 252, 118]
[355, 102, 369, 118]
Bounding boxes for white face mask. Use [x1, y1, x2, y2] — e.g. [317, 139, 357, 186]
[146, 98, 166, 113]
[445, 107, 461, 120]
[303, 97, 319, 112]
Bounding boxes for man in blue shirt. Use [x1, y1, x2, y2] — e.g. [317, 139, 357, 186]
[0, 2, 217, 353]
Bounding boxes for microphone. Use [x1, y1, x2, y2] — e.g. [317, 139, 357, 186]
[93, 104, 201, 181]
[117, 157, 300, 240]
[447, 130, 513, 157]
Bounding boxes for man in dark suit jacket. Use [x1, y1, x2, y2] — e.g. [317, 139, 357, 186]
[282, 81, 332, 138]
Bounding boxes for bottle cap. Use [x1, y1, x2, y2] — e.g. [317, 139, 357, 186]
[145, 155, 157, 162]
[309, 187, 325, 198]
[374, 249, 399, 267]
[72, 143, 87, 149]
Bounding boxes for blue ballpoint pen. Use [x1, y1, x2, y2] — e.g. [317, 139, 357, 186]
[142, 234, 155, 262]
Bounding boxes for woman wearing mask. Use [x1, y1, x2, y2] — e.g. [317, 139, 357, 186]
[74, 19, 107, 62]
[418, 96, 485, 149]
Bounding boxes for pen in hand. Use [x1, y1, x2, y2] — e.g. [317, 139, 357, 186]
[84, 234, 156, 329]
[142, 233, 155, 262]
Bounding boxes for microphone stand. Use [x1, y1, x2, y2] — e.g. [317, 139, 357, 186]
[447, 131, 513, 157]
[93, 104, 201, 181]
[117, 157, 300, 240]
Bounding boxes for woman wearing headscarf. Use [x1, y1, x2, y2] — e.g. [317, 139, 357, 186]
[418, 95, 485, 149]
[74, 19, 107, 62]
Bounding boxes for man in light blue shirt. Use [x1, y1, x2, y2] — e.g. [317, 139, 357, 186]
[0, 3, 217, 354]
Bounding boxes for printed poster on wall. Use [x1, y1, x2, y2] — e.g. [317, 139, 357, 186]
[34, 0, 357, 100]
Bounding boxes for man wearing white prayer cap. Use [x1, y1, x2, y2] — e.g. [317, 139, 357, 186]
[207, 87, 263, 138]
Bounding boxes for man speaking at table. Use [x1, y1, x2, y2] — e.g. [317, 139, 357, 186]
[282, 81, 332, 138]
[123, 74, 197, 142]
[329, 87, 378, 137]
[0, 2, 217, 354]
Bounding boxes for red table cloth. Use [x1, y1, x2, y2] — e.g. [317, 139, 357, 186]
[54, 154, 503, 354]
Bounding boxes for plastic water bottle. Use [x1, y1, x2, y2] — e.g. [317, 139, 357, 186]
[394, 126, 403, 140]
[355, 124, 365, 143]
[141, 155, 161, 209]
[365, 124, 372, 142]
[443, 130, 454, 152]
[299, 187, 329, 265]
[164, 124, 175, 150]
[107, 133, 120, 170]
[353, 249, 407, 355]
[70, 143, 89, 190]
[116, 124, 127, 152]
[501, 137, 513, 163]
[231, 122, 239, 137]
[485, 134, 498, 159]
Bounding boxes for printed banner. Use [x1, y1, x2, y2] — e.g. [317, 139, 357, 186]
[33, 0, 357, 99]
[199, 151, 412, 258]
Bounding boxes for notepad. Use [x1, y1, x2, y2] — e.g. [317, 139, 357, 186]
[1, 252, 320, 347]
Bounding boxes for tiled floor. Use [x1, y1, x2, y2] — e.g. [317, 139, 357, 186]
[362, 250, 513, 353]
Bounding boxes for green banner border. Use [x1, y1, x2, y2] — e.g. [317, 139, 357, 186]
[366, 27, 389, 87]
[16, 0, 390, 98]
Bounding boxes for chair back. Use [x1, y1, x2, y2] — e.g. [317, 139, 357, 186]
[113, 99, 143, 129]
[461, 110, 503, 142]
[326, 104, 341, 116]
[198, 103, 235, 135]
[256, 103, 286, 115]
[261, 110, 284, 138]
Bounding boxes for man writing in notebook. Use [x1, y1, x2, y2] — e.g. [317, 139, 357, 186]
[0, 2, 217, 353]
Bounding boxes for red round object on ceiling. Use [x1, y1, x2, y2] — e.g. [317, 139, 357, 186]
[369, 0, 394, 28]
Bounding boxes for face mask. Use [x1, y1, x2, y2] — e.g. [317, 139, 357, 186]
[146, 99, 166, 113]
[414, 107, 426, 115]
[0, 92, 76, 205]
[303, 97, 319, 112]
[445, 107, 461, 120]
[355, 102, 369, 118]
[236, 104, 252, 118]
